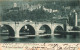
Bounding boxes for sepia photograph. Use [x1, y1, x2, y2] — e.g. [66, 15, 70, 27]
[0, 0, 80, 43]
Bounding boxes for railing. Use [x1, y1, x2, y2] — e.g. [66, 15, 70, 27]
[0, 21, 15, 24]
[0, 21, 67, 25]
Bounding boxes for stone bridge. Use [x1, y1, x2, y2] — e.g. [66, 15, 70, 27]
[0, 21, 68, 38]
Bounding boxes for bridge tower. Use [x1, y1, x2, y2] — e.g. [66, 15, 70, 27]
[69, 10, 78, 27]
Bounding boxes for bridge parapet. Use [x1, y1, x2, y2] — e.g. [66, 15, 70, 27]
[38, 22, 51, 24]
[53, 23, 63, 25]
[0, 22, 15, 25]
[19, 22, 35, 24]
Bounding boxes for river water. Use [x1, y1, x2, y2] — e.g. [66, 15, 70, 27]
[0, 33, 80, 43]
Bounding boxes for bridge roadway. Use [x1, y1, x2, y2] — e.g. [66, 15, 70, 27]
[0, 21, 72, 38]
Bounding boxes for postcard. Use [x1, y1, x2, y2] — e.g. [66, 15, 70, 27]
[0, 0, 80, 50]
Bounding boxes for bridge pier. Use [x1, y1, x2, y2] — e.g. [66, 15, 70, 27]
[35, 28, 39, 36]
[15, 30, 19, 38]
[14, 23, 20, 38]
[51, 31, 54, 35]
[35, 32, 39, 36]
[35, 24, 40, 36]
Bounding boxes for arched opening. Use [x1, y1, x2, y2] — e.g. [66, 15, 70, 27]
[0, 24, 15, 37]
[19, 25, 35, 36]
[39, 25, 51, 35]
[54, 26, 64, 36]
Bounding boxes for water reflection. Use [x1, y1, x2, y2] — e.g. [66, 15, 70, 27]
[0, 33, 80, 43]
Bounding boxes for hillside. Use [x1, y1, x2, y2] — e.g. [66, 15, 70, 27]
[1, 1, 80, 22]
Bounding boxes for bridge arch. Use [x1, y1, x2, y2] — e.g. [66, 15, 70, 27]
[52, 25, 64, 35]
[0, 24, 15, 37]
[38, 24, 52, 35]
[19, 24, 36, 36]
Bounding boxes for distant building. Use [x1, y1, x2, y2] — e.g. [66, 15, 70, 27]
[69, 10, 78, 26]
[52, 17, 68, 24]
[8, 3, 20, 12]
[13, 3, 17, 7]
[78, 19, 80, 26]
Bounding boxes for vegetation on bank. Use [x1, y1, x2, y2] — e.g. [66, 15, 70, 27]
[1, 1, 80, 23]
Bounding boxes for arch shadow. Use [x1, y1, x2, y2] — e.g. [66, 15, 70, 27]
[1, 24, 15, 37]
[54, 25, 64, 35]
[39, 25, 51, 35]
[19, 25, 35, 36]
